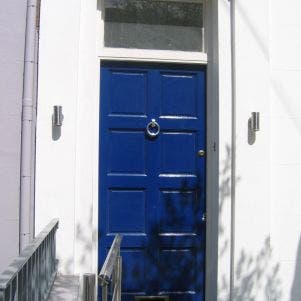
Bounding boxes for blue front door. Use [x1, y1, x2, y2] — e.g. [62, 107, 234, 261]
[99, 62, 206, 301]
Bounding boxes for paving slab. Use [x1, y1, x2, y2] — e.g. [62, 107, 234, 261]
[47, 275, 80, 301]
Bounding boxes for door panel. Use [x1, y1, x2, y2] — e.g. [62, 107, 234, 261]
[99, 62, 206, 301]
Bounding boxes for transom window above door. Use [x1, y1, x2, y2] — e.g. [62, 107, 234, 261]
[101, 0, 205, 53]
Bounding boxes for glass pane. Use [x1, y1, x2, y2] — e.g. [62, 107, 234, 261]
[104, 0, 204, 52]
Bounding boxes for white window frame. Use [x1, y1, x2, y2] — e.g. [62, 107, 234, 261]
[96, 0, 208, 64]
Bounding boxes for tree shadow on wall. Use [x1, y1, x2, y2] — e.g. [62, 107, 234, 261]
[61, 206, 96, 275]
[49, 206, 96, 301]
[291, 235, 301, 301]
[218, 145, 282, 301]
[120, 144, 283, 301]
[233, 237, 282, 301]
[56, 144, 283, 301]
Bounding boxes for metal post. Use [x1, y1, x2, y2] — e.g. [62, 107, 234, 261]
[83, 274, 95, 301]
[102, 285, 108, 301]
[20, 0, 39, 251]
[117, 256, 122, 301]
[99, 234, 123, 301]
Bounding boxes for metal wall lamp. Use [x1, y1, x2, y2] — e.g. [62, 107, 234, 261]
[251, 112, 260, 132]
[53, 105, 63, 127]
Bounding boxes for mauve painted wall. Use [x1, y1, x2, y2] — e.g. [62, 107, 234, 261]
[0, 0, 27, 272]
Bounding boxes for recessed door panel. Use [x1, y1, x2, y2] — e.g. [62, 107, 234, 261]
[160, 73, 198, 118]
[109, 71, 148, 116]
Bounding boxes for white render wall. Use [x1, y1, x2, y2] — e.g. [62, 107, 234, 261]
[216, 1, 233, 300]
[270, 0, 301, 300]
[35, 0, 301, 300]
[35, 0, 81, 275]
[232, 0, 301, 300]
[35, 0, 98, 278]
[233, 0, 271, 300]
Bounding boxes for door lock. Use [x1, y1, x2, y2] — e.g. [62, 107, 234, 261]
[197, 149, 206, 157]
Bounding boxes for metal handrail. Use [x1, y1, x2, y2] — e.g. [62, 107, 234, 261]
[98, 234, 123, 301]
[0, 219, 59, 301]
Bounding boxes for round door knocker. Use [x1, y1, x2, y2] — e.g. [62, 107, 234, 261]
[146, 119, 160, 138]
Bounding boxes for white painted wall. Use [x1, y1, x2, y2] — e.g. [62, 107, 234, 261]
[216, 1, 233, 300]
[233, 0, 272, 300]
[232, 0, 301, 300]
[36, 0, 98, 281]
[36, 0, 82, 275]
[270, 0, 301, 300]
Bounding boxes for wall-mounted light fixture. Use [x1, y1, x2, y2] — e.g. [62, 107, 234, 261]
[53, 105, 63, 127]
[251, 112, 260, 132]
